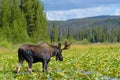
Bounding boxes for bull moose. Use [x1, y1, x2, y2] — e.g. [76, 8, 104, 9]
[16, 41, 71, 73]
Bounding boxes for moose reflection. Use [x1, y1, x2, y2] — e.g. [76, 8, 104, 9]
[16, 41, 71, 73]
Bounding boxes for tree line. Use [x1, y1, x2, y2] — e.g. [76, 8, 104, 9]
[49, 17, 120, 43]
[0, 0, 48, 43]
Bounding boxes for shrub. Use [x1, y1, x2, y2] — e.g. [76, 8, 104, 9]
[0, 41, 12, 48]
[74, 39, 91, 45]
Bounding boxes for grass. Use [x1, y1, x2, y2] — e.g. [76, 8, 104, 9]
[0, 43, 120, 80]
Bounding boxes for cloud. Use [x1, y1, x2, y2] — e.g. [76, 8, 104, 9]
[41, 0, 120, 20]
[46, 7, 111, 20]
[41, 0, 120, 11]
[114, 9, 120, 15]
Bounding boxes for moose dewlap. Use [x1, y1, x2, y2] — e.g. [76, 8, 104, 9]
[16, 42, 71, 73]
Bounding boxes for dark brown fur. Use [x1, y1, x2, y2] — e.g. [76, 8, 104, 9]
[16, 42, 71, 73]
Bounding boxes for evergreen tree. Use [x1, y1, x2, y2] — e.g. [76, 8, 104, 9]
[0, 0, 11, 41]
[21, 0, 48, 42]
[67, 27, 73, 40]
[20, 0, 35, 38]
[51, 22, 58, 42]
[10, 0, 29, 43]
[58, 27, 62, 42]
[33, 0, 48, 42]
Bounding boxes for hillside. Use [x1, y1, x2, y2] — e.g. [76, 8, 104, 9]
[48, 15, 120, 28]
[48, 15, 120, 43]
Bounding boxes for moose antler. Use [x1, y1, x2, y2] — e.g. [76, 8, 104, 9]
[62, 41, 72, 50]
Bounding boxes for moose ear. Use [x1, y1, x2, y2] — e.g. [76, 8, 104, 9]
[58, 43, 61, 49]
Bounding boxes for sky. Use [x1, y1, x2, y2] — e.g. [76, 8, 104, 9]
[41, 0, 120, 20]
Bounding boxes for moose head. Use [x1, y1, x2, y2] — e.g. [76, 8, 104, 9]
[55, 41, 72, 61]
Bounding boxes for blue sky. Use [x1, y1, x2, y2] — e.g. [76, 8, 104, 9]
[41, 0, 120, 20]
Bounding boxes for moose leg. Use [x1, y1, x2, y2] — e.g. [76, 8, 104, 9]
[24, 50, 33, 73]
[28, 60, 33, 73]
[42, 60, 48, 72]
[16, 59, 24, 73]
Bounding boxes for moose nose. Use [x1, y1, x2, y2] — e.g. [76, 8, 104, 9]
[60, 58, 63, 61]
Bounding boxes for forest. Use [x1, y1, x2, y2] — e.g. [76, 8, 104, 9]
[49, 15, 120, 43]
[0, 0, 120, 43]
[0, 0, 48, 43]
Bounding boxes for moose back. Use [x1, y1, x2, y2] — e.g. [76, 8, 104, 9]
[16, 42, 71, 73]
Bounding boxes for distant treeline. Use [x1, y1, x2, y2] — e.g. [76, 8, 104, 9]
[49, 16, 120, 43]
[0, 0, 48, 43]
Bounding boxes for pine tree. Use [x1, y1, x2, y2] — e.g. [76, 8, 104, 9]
[58, 27, 62, 42]
[20, 0, 36, 38]
[67, 27, 73, 40]
[0, 0, 11, 41]
[33, 0, 48, 42]
[10, 0, 29, 43]
[51, 22, 58, 42]
[21, 0, 48, 42]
